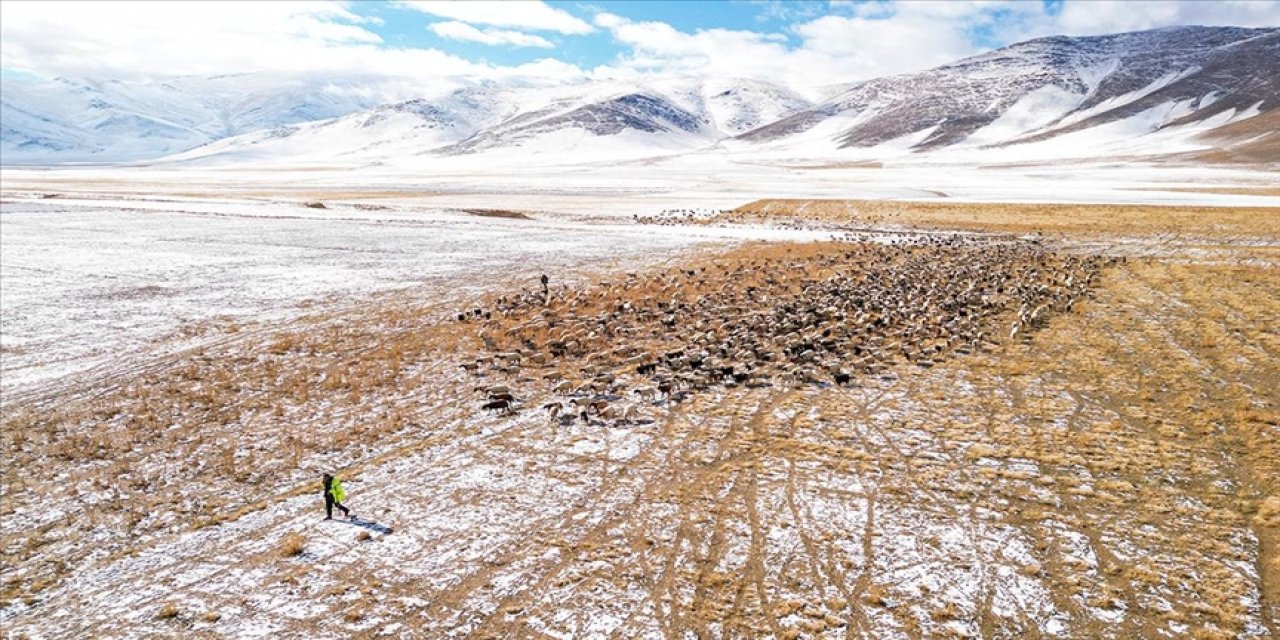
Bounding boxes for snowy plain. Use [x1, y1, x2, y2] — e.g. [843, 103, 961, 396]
[1, 153, 1278, 638]
[0, 195, 833, 397]
[2, 156, 1277, 396]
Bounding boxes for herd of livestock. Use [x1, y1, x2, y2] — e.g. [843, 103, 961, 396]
[458, 235, 1117, 422]
[632, 207, 729, 226]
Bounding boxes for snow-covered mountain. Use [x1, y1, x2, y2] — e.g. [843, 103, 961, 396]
[164, 77, 813, 164]
[160, 86, 511, 164]
[2, 26, 1276, 166]
[0, 73, 383, 163]
[739, 26, 1278, 157]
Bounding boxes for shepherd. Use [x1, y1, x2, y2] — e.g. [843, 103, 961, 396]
[322, 473, 353, 520]
[541, 273, 550, 295]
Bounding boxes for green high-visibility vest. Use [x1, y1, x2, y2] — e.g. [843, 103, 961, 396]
[331, 477, 346, 503]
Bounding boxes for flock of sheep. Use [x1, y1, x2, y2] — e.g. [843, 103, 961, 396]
[459, 236, 1116, 423]
[631, 208, 729, 226]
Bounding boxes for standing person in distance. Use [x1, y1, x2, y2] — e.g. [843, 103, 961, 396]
[322, 473, 353, 520]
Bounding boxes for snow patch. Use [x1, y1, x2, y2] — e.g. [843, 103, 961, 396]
[1054, 66, 1200, 129]
[963, 85, 1087, 147]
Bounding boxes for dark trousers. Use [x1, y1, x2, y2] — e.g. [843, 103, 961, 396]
[325, 494, 350, 519]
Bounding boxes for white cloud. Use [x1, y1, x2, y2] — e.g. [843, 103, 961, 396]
[0, 0, 1273, 101]
[428, 21, 554, 47]
[398, 1, 593, 34]
[591, 12, 832, 86]
[1049, 0, 1280, 35]
[592, 11, 625, 29]
[0, 0, 586, 98]
[792, 13, 980, 78]
[587, 9, 975, 89]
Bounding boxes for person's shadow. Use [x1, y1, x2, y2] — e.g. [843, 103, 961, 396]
[335, 516, 394, 535]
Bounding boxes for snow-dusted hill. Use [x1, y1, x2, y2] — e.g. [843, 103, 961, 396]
[3, 26, 1276, 166]
[161, 88, 510, 164]
[0, 73, 382, 163]
[740, 26, 1278, 158]
[164, 77, 814, 165]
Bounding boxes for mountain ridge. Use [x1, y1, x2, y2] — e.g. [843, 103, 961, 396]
[739, 25, 1277, 156]
[2, 25, 1276, 166]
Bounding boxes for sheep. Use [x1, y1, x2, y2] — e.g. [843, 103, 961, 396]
[632, 386, 658, 402]
[543, 401, 563, 420]
[482, 399, 514, 414]
[456, 234, 1112, 420]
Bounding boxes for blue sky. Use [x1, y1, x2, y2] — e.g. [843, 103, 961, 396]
[361, 1, 812, 65]
[353, 1, 1045, 67]
[2, 1, 1275, 94]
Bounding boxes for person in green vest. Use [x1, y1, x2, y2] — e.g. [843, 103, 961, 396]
[322, 473, 352, 520]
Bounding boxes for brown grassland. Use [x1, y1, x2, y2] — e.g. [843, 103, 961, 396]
[1, 199, 1277, 637]
[1128, 186, 1280, 197]
[724, 198, 1280, 238]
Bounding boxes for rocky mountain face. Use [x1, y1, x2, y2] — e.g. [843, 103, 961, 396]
[740, 26, 1278, 153]
[2, 26, 1275, 165]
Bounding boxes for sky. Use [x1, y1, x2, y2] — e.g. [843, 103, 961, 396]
[1, 0, 1276, 97]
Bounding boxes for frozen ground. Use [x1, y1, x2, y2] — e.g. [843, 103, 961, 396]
[3, 239, 1276, 639]
[0, 195, 841, 397]
[6, 159, 1272, 397]
[4, 153, 1279, 209]
[3, 159, 1275, 396]
[1, 162, 1278, 638]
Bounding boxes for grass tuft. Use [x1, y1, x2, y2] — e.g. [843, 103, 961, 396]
[280, 532, 307, 558]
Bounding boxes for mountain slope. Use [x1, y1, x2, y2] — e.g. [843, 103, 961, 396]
[3, 26, 1275, 166]
[650, 77, 814, 136]
[434, 89, 710, 157]
[168, 78, 813, 164]
[1181, 107, 1280, 164]
[0, 74, 382, 163]
[739, 26, 1278, 156]
[164, 92, 505, 164]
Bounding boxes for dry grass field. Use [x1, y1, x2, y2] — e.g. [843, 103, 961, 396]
[1129, 187, 1280, 197]
[1, 198, 1277, 638]
[724, 199, 1280, 238]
